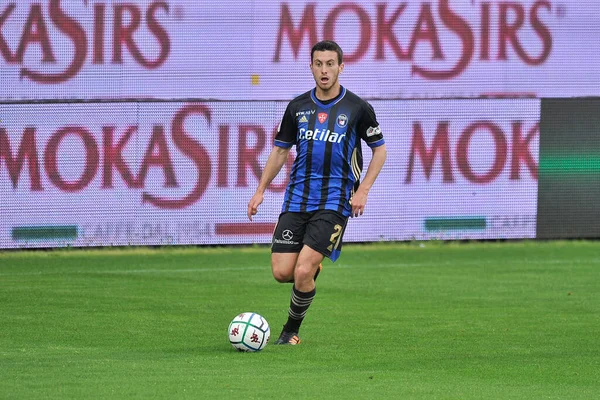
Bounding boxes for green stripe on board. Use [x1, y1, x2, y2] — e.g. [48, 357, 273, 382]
[12, 226, 78, 241]
[425, 217, 486, 231]
[540, 155, 600, 173]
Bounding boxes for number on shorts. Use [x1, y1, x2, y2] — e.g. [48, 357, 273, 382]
[327, 224, 342, 252]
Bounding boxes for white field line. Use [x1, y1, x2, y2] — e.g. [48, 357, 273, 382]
[0, 258, 596, 277]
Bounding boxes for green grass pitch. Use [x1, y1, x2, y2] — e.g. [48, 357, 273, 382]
[1, 241, 599, 399]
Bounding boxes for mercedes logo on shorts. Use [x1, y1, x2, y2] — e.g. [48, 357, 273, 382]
[282, 230, 293, 241]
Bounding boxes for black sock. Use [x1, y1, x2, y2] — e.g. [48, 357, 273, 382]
[283, 286, 316, 333]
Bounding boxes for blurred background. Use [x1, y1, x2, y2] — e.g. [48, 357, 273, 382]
[2, 0, 600, 249]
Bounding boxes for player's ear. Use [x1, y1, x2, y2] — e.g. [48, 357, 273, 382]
[339, 63, 344, 73]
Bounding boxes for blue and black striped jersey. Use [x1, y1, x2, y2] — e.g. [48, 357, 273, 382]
[275, 86, 385, 217]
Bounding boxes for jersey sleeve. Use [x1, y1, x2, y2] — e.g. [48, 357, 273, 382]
[357, 101, 385, 148]
[274, 103, 296, 149]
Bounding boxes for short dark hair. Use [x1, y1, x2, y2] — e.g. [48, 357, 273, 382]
[311, 40, 343, 64]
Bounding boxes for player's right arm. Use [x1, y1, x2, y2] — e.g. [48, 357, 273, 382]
[247, 146, 291, 220]
[248, 103, 296, 221]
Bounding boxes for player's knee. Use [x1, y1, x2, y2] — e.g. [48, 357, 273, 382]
[294, 261, 316, 283]
[271, 264, 293, 283]
[271, 253, 296, 283]
[272, 270, 292, 283]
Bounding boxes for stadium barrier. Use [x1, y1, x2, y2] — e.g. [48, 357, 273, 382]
[1, 97, 546, 248]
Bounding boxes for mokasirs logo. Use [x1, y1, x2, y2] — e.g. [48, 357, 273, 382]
[274, 0, 554, 80]
[0, 0, 171, 84]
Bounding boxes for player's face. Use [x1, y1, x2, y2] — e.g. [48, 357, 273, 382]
[310, 50, 344, 94]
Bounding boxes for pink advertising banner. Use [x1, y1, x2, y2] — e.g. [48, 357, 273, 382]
[0, 0, 598, 100]
[0, 98, 539, 248]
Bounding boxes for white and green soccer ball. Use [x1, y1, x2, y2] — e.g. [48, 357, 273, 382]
[228, 312, 270, 352]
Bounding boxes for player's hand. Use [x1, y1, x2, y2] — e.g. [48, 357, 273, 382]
[247, 192, 264, 221]
[350, 189, 368, 218]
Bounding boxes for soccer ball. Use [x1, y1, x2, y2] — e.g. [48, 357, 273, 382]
[228, 312, 270, 352]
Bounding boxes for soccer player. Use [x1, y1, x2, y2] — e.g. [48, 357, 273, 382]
[247, 40, 386, 345]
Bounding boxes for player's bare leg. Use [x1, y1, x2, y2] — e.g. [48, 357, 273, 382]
[293, 245, 324, 292]
[275, 245, 324, 345]
[271, 252, 298, 283]
[271, 252, 322, 284]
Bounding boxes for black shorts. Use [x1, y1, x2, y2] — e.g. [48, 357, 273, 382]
[271, 210, 348, 261]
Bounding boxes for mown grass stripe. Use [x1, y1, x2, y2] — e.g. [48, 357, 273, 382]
[0, 241, 598, 398]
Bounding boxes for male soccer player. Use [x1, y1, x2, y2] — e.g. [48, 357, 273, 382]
[247, 40, 386, 345]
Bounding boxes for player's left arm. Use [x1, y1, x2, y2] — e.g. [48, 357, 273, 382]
[352, 143, 386, 218]
[352, 101, 387, 218]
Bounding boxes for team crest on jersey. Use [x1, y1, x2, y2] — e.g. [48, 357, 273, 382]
[318, 112, 328, 124]
[299, 115, 308, 123]
[337, 114, 348, 128]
